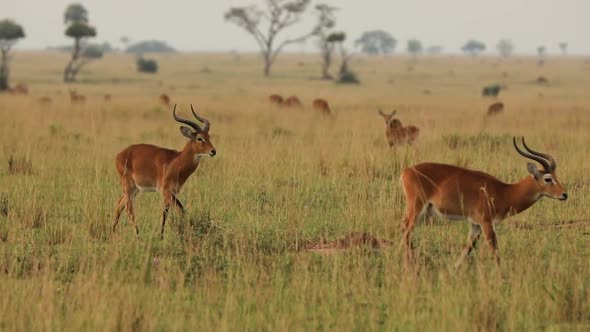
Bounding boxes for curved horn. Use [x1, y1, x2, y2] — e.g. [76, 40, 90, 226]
[172, 104, 202, 132]
[521, 137, 556, 171]
[190, 104, 210, 132]
[513, 137, 552, 171]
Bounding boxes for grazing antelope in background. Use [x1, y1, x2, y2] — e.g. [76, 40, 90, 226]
[69, 89, 85, 103]
[37, 96, 52, 104]
[159, 93, 171, 106]
[487, 102, 504, 116]
[112, 104, 217, 237]
[399, 137, 567, 268]
[284, 95, 302, 108]
[104, 94, 112, 102]
[312, 98, 331, 116]
[7, 83, 28, 95]
[269, 94, 284, 106]
[378, 110, 419, 146]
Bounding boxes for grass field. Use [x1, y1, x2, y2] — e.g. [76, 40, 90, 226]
[0, 51, 589, 331]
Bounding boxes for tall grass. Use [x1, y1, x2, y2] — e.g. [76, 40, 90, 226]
[0, 52, 588, 330]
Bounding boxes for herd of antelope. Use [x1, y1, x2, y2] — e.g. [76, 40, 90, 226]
[108, 96, 566, 271]
[1, 83, 566, 270]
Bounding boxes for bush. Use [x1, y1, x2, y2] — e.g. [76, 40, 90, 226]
[136, 57, 158, 74]
[338, 71, 361, 84]
[482, 84, 501, 97]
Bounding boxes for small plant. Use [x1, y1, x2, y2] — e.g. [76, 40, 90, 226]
[0, 194, 8, 217]
[8, 155, 33, 175]
[136, 56, 158, 73]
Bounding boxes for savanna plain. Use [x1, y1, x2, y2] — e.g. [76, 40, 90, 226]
[0, 52, 589, 331]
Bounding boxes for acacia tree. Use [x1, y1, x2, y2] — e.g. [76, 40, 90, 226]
[407, 39, 422, 58]
[315, 4, 338, 79]
[558, 42, 568, 55]
[0, 19, 25, 91]
[537, 45, 546, 66]
[497, 39, 515, 58]
[63, 3, 98, 82]
[462, 40, 486, 56]
[355, 30, 396, 55]
[225, 0, 325, 76]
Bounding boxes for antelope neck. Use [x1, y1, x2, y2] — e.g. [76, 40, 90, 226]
[502, 176, 541, 214]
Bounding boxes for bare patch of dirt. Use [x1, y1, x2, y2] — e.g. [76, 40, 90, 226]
[304, 232, 391, 254]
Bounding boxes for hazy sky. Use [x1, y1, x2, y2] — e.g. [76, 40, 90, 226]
[4, 0, 590, 55]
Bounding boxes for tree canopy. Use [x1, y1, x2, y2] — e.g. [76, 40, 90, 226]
[65, 22, 96, 39]
[355, 30, 396, 55]
[0, 20, 25, 45]
[407, 39, 422, 55]
[64, 3, 88, 24]
[0, 19, 25, 91]
[496, 39, 514, 57]
[225, 0, 325, 76]
[462, 40, 486, 56]
[558, 42, 568, 55]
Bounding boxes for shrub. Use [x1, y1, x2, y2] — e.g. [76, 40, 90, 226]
[338, 71, 361, 84]
[482, 84, 501, 97]
[136, 57, 158, 74]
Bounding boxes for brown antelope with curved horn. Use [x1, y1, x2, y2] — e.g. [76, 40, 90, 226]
[400, 137, 567, 268]
[378, 110, 419, 146]
[112, 104, 216, 237]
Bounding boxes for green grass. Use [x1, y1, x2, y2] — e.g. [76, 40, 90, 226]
[0, 52, 589, 330]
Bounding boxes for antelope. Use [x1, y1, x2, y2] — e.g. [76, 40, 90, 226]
[487, 102, 504, 116]
[269, 94, 283, 106]
[159, 93, 171, 106]
[283, 95, 302, 108]
[312, 98, 331, 116]
[69, 89, 85, 103]
[112, 104, 216, 237]
[399, 137, 567, 268]
[7, 83, 28, 95]
[37, 96, 52, 104]
[104, 94, 112, 102]
[378, 110, 419, 146]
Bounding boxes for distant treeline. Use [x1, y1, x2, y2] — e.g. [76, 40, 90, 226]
[46, 40, 177, 54]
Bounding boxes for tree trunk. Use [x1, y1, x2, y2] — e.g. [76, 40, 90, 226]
[321, 49, 333, 80]
[64, 38, 82, 83]
[0, 49, 8, 91]
[263, 57, 271, 77]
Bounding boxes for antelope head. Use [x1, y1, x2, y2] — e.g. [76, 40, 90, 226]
[513, 137, 567, 201]
[378, 110, 402, 129]
[173, 104, 216, 158]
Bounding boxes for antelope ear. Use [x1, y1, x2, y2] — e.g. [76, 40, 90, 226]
[526, 162, 541, 179]
[390, 110, 397, 117]
[378, 109, 387, 118]
[179, 126, 194, 139]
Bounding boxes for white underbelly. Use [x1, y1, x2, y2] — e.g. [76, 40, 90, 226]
[136, 185, 158, 192]
[427, 204, 475, 223]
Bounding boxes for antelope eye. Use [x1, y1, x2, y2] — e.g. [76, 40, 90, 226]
[544, 177, 552, 183]
[196, 137, 204, 142]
